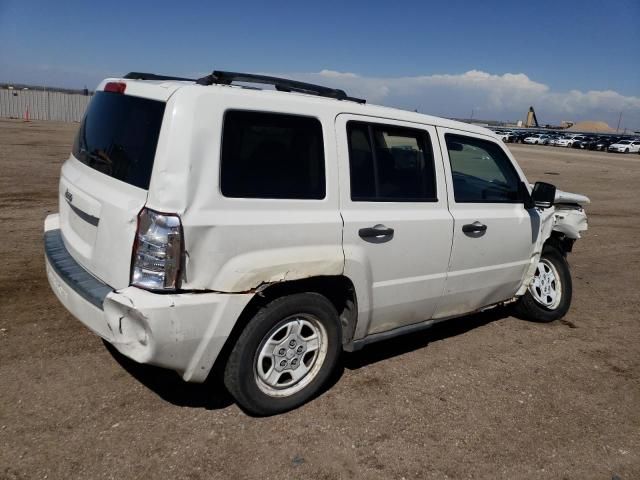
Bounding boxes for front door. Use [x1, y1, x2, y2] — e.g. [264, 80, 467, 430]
[435, 128, 537, 318]
[336, 115, 454, 338]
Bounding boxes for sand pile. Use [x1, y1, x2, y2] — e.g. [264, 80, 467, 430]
[567, 121, 615, 133]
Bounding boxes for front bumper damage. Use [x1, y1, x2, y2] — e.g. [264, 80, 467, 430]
[515, 189, 589, 297]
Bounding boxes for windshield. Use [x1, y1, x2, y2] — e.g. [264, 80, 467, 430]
[72, 91, 166, 189]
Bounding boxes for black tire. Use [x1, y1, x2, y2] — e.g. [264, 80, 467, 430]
[512, 245, 572, 322]
[624, 148, 629, 153]
[224, 293, 341, 416]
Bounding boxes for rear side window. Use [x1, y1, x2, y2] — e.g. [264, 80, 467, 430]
[72, 91, 165, 189]
[220, 111, 325, 199]
[347, 121, 437, 202]
[445, 133, 521, 203]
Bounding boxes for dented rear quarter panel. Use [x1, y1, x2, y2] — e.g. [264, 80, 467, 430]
[145, 86, 345, 292]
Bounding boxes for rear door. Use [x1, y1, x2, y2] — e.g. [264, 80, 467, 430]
[434, 128, 536, 318]
[337, 115, 453, 337]
[59, 85, 168, 289]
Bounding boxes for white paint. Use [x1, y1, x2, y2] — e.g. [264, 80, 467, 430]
[45, 76, 589, 382]
[59, 157, 148, 289]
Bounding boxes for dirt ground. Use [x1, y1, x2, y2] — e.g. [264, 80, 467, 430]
[1, 118, 639, 480]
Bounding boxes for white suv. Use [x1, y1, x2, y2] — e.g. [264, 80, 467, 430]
[44, 71, 589, 415]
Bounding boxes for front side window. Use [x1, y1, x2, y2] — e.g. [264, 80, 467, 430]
[347, 121, 437, 202]
[445, 133, 522, 203]
[221, 111, 325, 199]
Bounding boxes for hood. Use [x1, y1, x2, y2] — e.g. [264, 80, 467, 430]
[555, 189, 590, 206]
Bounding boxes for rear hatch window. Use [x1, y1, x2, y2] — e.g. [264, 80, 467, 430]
[72, 91, 165, 189]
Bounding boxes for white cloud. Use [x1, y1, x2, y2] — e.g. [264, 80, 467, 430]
[318, 69, 358, 79]
[285, 70, 640, 129]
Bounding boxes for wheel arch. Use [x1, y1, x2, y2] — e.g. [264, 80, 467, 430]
[545, 231, 575, 256]
[211, 275, 359, 376]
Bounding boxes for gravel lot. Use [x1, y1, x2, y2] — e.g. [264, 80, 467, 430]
[1, 118, 639, 480]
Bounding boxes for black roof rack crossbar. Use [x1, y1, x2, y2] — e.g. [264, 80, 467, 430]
[196, 70, 366, 104]
[124, 72, 197, 82]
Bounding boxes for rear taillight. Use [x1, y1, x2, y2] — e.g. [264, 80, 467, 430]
[131, 208, 183, 291]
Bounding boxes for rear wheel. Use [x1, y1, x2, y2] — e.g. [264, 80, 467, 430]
[513, 245, 572, 322]
[224, 293, 341, 415]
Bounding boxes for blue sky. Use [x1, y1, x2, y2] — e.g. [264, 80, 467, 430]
[1, 0, 639, 128]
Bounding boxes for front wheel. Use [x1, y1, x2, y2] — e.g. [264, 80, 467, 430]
[513, 245, 572, 322]
[224, 293, 341, 415]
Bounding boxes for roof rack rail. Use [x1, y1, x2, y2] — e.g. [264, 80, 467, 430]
[195, 70, 366, 104]
[124, 72, 197, 82]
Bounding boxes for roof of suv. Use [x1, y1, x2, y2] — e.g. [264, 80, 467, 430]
[98, 72, 499, 140]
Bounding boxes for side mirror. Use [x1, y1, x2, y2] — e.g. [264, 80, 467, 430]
[531, 181, 556, 209]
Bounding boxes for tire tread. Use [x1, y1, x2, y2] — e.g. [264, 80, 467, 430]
[223, 292, 341, 416]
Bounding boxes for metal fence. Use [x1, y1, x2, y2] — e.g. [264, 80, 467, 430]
[0, 89, 91, 122]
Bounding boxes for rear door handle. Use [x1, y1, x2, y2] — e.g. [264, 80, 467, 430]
[462, 221, 487, 234]
[358, 224, 395, 239]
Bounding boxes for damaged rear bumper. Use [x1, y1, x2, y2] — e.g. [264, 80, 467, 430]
[44, 214, 253, 382]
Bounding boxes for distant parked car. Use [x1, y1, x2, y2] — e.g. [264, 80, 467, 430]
[524, 134, 551, 145]
[556, 135, 584, 147]
[608, 140, 640, 153]
[512, 131, 530, 143]
[595, 137, 618, 151]
[547, 135, 565, 146]
[573, 137, 598, 149]
[495, 131, 515, 143]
